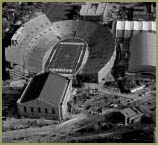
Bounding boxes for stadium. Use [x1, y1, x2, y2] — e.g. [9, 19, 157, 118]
[5, 14, 116, 83]
[2, 3, 156, 142]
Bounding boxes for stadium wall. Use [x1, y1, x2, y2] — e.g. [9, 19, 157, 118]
[17, 99, 59, 120]
[98, 46, 116, 83]
[60, 80, 72, 120]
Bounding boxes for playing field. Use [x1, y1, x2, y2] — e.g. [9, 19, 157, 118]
[49, 40, 86, 74]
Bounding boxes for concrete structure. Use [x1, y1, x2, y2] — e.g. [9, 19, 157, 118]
[115, 20, 156, 73]
[80, 3, 104, 22]
[116, 20, 156, 39]
[79, 3, 120, 23]
[128, 32, 156, 73]
[6, 14, 52, 67]
[121, 107, 143, 126]
[5, 15, 116, 83]
[103, 3, 112, 23]
[133, 21, 143, 35]
[80, 2, 101, 16]
[17, 72, 72, 121]
[95, 3, 106, 15]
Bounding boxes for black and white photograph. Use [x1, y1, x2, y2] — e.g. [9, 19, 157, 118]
[2, 2, 156, 143]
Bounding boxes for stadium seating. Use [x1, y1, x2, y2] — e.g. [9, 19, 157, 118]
[25, 27, 60, 73]
[6, 14, 52, 67]
[52, 20, 77, 38]
[6, 17, 115, 77]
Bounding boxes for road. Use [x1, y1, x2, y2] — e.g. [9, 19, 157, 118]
[3, 114, 86, 140]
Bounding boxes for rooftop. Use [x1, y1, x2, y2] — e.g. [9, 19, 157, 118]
[20, 72, 69, 106]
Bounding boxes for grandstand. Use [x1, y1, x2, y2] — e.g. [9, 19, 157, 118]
[51, 20, 78, 38]
[6, 14, 52, 67]
[5, 14, 115, 83]
[25, 25, 60, 73]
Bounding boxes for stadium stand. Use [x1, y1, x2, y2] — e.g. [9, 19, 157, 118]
[52, 20, 77, 38]
[6, 14, 52, 67]
[6, 15, 115, 82]
[25, 26, 60, 73]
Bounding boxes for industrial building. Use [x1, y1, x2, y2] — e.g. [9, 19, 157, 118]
[115, 20, 156, 73]
[79, 3, 119, 23]
[116, 20, 156, 39]
[17, 72, 72, 121]
[80, 3, 156, 23]
[128, 32, 156, 73]
[120, 107, 143, 126]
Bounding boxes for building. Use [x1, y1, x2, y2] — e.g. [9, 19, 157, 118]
[17, 72, 72, 121]
[80, 3, 103, 22]
[80, 3, 121, 23]
[121, 107, 143, 126]
[116, 20, 156, 40]
[128, 32, 156, 73]
[115, 20, 156, 73]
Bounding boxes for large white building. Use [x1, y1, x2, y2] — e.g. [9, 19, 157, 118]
[128, 32, 156, 73]
[116, 20, 156, 39]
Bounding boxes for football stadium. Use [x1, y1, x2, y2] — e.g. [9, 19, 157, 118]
[2, 2, 156, 143]
[5, 14, 116, 82]
[5, 14, 116, 120]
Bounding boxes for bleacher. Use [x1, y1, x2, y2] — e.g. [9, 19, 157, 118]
[6, 18, 114, 76]
[25, 26, 59, 73]
[76, 21, 115, 74]
[52, 20, 77, 38]
[9, 66, 29, 80]
[75, 20, 99, 42]
[6, 14, 52, 68]
[5, 45, 24, 66]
